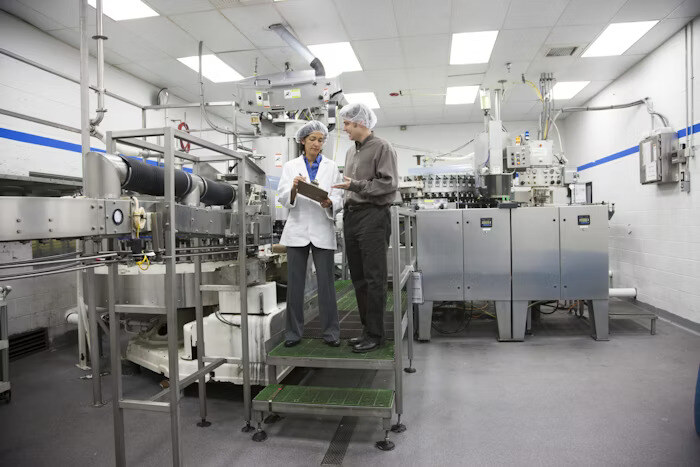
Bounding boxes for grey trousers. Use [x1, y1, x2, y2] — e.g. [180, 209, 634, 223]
[285, 243, 339, 342]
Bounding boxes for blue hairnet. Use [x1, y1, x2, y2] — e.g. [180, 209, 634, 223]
[295, 120, 329, 144]
[338, 102, 377, 129]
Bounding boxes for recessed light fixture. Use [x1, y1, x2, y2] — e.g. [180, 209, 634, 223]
[450, 31, 499, 65]
[88, 0, 159, 21]
[177, 55, 244, 83]
[445, 86, 480, 105]
[551, 81, 590, 100]
[308, 42, 362, 78]
[344, 92, 380, 109]
[582, 21, 658, 57]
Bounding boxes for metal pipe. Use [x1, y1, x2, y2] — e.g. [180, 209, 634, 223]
[609, 287, 637, 298]
[0, 48, 143, 109]
[269, 24, 325, 77]
[0, 108, 81, 134]
[560, 99, 646, 112]
[0, 252, 116, 270]
[90, 0, 106, 127]
[79, 0, 92, 195]
[143, 103, 235, 110]
[238, 147, 251, 429]
[198, 41, 235, 136]
[0, 262, 110, 281]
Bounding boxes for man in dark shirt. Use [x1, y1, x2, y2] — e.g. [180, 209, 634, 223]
[333, 103, 399, 352]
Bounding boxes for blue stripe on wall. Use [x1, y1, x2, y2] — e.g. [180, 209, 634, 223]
[0, 127, 105, 153]
[578, 122, 700, 172]
[0, 127, 192, 173]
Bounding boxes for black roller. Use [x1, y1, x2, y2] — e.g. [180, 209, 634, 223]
[120, 157, 191, 197]
[200, 178, 236, 206]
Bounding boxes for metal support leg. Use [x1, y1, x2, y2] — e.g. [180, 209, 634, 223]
[193, 238, 210, 428]
[496, 300, 527, 342]
[417, 301, 433, 342]
[376, 418, 395, 451]
[252, 411, 268, 442]
[404, 218, 416, 374]
[404, 303, 416, 374]
[390, 208, 404, 433]
[238, 152, 254, 434]
[588, 299, 610, 341]
[85, 240, 104, 406]
[107, 262, 126, 466]
[164, 127, 183, 466]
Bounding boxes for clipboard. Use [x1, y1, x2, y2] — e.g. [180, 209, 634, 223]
[296, 179, 329, 202]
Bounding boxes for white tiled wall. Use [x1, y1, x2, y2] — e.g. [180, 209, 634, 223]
[561, 17, 700, 324]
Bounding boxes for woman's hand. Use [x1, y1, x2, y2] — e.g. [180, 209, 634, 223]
[293, 175, 307, 189]
[332, 176, 352, 190]
[320, 198, 332, 209]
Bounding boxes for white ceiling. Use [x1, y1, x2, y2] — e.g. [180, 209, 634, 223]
[1, 0, 698, 127]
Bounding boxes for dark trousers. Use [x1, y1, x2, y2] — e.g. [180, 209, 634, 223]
[344, 206, 391, 341]
[285, 243, 339, 342]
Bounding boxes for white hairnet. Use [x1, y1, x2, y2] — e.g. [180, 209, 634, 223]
[295, 120, 329, 144]
[338, 103, 377, 129]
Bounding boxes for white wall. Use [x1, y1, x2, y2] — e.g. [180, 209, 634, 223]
[561, 17, 700, 324]
[0, 10, 234, 338]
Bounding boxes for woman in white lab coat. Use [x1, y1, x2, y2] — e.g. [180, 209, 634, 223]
[277, 121, 343, 347]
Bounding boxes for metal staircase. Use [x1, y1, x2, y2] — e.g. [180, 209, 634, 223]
[249, 207, 418, 450]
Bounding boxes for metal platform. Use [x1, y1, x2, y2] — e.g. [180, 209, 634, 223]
[253, 385, 394, 419]
[267, 338, 395, 370]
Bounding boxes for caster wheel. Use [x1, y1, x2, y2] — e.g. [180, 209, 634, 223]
[403, 367, 416, 374]
[241, 424, 255, 433]
[252, 431, 268, 442]
[375, 440, 395, 451]
[197, 419, 211, 428]
[390, 423, 406, 433]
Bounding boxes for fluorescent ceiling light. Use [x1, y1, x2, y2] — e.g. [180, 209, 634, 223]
[583, 21, 658, 57]
[551, 81, 590, 100]
[450, 31, 499, 65]
[308, 42, 362, 78]
[177, 55, 244, 83]
[344, 92, 380, 109]
[88, 0, 158, 21]
[445, 86, 480, 105]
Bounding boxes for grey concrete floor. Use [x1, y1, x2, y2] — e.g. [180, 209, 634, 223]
[1, 299, 699, 466]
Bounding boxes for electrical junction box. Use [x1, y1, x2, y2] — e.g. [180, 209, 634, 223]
[639, 129, 679, 184]
[528, 140, 554, 166]
[506, 145, 531, 168]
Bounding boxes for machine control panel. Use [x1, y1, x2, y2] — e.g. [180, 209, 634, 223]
[518, 167, 563, 187]
[506, 145, 530, 168]
[480, 217, 493, 229]
[577, 215, 590, 226]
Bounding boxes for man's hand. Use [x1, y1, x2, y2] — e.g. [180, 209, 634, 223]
[332, 176, 353, 190]
[320, 198, 332, 209]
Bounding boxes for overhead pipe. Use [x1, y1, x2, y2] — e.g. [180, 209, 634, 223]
[79, 0, 91, 193]
[197, 41, 236, 138]
[609, 288, 637, 299]
[90, 0, 107, 127]
[268, 24, 326, 77]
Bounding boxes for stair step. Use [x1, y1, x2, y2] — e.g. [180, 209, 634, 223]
[253, 384, 394, 418]
[267, 338, 394, 370]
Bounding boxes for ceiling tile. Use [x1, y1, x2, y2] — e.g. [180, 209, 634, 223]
[483, 61, 529, 88]
[377, 92, 411, 108]
[625, 17, 690, 55]
[446, 64, 488, 87]
[393, 0, 451, 37]
[500, 100, 537, 120]
[401, 34, 450, 68]
[46, 28, 131, 65]
[144, 0, 214, 16]
[491, 27, 551, 63]
[14, 0, 95, 29]
[139, 58, 201, 87]
[117, 62, 169, 88]
[535, 55, 645, 81]
[410, 89, 447, 107]
[667, 0, 700, 19]
[504, 83, 543, 102]
[0, 0, 65, 30]
[525, 55, 577, 77]
[218, 50, 278, 78]
[503, 0, 570, 29]
[352, 38, 405, 71]
[379, 107, 416, 126]
[556, 0, 628, 26]
[562, 80, 613, 107]
[612, 0, 685, 22]
[119, 17, 199, 58]
[546, 25, 605, 45]
[451, 0, 510, 33]
[407, 67, 448, 89]
[169, 10, 254, 53]
[274, 0, 348, 45]
[220, 4, 287, 48]
[333, 0, 398, 41]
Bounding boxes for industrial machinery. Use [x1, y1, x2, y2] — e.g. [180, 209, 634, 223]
[413, 76, 610, 342]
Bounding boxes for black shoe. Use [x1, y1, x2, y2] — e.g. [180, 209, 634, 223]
[347, 331, 367, 346]
[324, 339, 341, 347]
[284, 340, 300, 348]
[352, 339, 380, 353]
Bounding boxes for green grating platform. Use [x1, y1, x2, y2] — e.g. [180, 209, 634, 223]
[267, 338, 395, 370]
[253, 384, 394, 418]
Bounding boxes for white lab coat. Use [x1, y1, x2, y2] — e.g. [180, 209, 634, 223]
[277, 155, 344, 250]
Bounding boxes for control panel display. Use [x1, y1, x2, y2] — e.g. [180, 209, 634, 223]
[577, 215, 591, 226]
[480, 218, 493, 228]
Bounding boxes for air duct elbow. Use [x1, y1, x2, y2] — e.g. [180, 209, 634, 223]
[269, 23, 325, 77]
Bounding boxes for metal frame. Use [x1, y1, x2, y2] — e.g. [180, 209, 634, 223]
[0, 287, 11, 402]
[102, 127, 248, 466]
